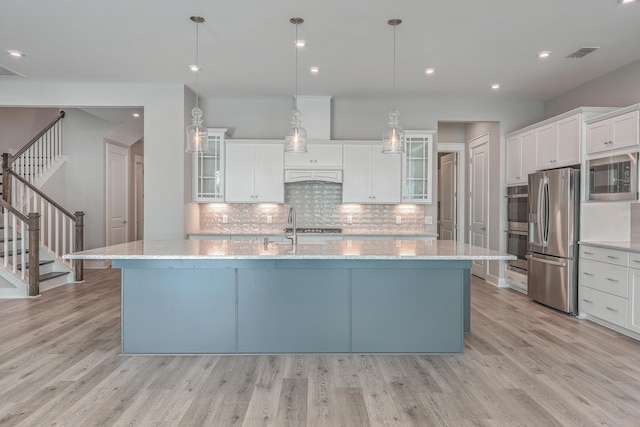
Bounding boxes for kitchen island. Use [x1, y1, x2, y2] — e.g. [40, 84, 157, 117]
[64, 239, 513, 354]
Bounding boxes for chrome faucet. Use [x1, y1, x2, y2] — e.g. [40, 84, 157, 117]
[286, 206, 297, 245]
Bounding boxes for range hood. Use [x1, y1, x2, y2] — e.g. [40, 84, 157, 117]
[284, 96, 341, 183]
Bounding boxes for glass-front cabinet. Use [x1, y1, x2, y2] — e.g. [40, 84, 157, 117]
[193, 128, 228, 202]
[403, 131, 434, 203]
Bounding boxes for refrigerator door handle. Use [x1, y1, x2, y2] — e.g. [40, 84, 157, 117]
[542, 177, 550, 247]
[526, 253, 567, 267]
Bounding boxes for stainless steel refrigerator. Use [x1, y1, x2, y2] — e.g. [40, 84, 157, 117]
[527, 168, 580, 314]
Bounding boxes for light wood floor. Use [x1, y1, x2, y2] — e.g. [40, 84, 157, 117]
[1, 269, 640, 426]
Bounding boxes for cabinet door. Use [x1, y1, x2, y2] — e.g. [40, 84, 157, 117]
[372, 149, 402, 203]
[403, 133, 433, 202]
[254, 144, 284, 203]
[534, 123, 556, 170]
[194, 131, 225, 202]
[555, 114, 581, 167]
[506, 135, 523, 185]
[611, 110, 639, 151]
[225, 143, 255, 202]
[629, 268, 640, 334]
[284, 149, 313, 168]
[342, 145, 372, 203]
[521, 131, 536, 179]
[587, 120, 611, 154]
[313, 144, 343, 168]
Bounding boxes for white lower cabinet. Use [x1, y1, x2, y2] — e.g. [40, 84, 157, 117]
[628, 253, 640, 334]
[505, 268, 527, 294]
[579, 245, 640, 335]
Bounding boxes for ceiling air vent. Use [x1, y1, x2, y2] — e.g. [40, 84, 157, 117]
[566, 47, 599, 59]
[0, 64, 24, 77]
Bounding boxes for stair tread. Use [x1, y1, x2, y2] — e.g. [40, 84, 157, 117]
[39, 271, 69, 281]
[16, 259, 55, 270]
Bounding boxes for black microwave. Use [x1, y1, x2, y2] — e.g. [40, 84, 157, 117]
[588, 152, 638, 201]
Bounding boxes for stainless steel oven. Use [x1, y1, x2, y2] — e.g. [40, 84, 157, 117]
[588, 152, 638, 201]
[505, 222, 528, 274]
[506, 185, 528, 273]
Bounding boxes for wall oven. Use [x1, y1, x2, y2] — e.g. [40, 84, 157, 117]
[588, 152, 638, 201]
[505, 185, 528, 274]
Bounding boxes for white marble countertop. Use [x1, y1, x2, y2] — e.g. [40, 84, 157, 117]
[187, 232, 438, 238]
[64, 239, 515, 261]
[579, 241, 640, 254]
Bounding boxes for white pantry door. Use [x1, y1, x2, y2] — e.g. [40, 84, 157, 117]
[438, 152, 457, 240]
[469, 134, 489, 279]
[106, 143, 130, 246]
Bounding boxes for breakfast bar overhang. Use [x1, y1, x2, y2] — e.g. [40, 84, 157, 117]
[64, 239, 514, 354]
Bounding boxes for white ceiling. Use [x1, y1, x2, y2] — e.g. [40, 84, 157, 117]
[2, 0, 640, 103]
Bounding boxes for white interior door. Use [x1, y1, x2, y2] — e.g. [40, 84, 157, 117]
[469, 135, 489, 278]
[438, 153, 457, 240]
[134, 154, 144, 240]
[106, 143, 130, 246]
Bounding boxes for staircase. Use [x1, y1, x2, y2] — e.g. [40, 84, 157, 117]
[0, 111, 84, 298]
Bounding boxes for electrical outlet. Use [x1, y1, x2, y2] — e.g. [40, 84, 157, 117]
[347, 215, 353, 224]
[267, 215, 273, 224]
[424, 216, 433, 224]
[395, 215, 402, 224]
[222, 214, 228, 223]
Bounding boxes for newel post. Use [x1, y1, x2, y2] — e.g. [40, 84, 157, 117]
[74, 211, 84, 282]
[27, 212, 41, 297]
[2, 153, 12, 204]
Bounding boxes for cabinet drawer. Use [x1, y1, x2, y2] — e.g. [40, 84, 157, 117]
[579, 286, 628, 328]
[629, 252, 640, 269]
[579, 260, 628, 297]
[505, 269, 527, 287]
[580, 246, 629, 266]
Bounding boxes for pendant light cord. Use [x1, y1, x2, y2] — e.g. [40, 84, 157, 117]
[294, 21, 298, 112]
[195, 20, 200, 110]
[392, 23, 396, 109]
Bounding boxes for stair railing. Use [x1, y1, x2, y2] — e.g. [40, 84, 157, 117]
[0, 199, 40, 296]
[10, 110, 65, 183]
[1, 165, 84, 283]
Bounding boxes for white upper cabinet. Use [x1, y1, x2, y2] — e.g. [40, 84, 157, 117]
[225, 141, 284, 203]
[193, 128, 227, 202]
[403, 132, 434, 203]
[587, 110, 639, 155]
[342, 144, 401, 203]
[534, 113, 581, 170]
[506, 130, 534, 186]
[284, 143, 343, 169]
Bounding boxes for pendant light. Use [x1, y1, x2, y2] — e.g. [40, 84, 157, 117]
[284, 17, 308, 153]
[186, 16, 209, 153]
[382, 18, 405, 154]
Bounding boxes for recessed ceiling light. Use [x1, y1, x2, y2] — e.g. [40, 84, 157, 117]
[8, 50, 25, 58]
[309, 66, 320, 73]
[619, 0, 636, 4]
[133, 112, 141, 118]
[537, 51, 551, 59]
[491, 83, 501, 90]
[424, 68, 435, 75]
[189, 64, 200, 72]
[295, 40, 306, 48]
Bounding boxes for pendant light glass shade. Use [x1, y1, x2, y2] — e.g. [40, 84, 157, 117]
[284, 108, 308, 153]
[186, 16, 209, 153]
[284, 17, 307, 153]
[186, 106, 208, 152]
[382, 109, 405, 154]
[382, 19, 405, 154]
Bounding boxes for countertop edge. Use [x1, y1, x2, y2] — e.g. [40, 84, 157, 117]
[579, 240, 640, 253]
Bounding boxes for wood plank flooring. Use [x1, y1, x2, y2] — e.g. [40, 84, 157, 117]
[1, 268, 640, 426]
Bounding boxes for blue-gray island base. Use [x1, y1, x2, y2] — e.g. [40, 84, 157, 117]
[64, 239, 514, 354]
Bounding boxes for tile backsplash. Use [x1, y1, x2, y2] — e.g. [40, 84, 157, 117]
[199, 182, 426, 234]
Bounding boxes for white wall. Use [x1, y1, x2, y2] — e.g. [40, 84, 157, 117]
[0, 81, 188, 242]
[0, 108, 60, 152]
[544, 58, 640, 118]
